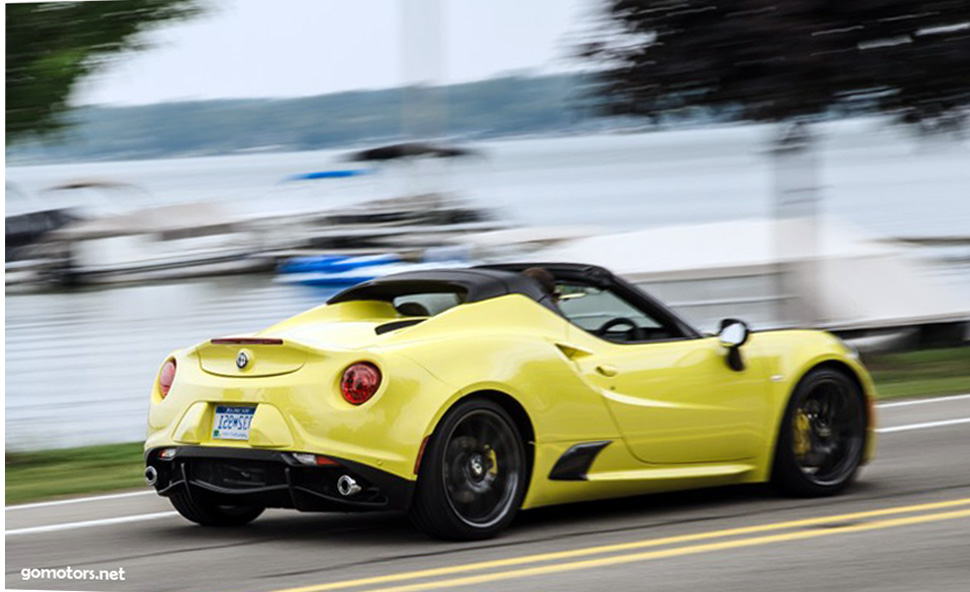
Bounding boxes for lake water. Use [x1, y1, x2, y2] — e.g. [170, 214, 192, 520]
[6, 120, 970, 449]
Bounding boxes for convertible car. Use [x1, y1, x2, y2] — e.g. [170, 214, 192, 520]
[145, 263, 875, 540]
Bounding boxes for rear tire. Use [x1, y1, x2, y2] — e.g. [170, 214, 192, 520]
[409, 398, 527, 540]
[772, 368, 867, 497]
[169, 489, 264, 527]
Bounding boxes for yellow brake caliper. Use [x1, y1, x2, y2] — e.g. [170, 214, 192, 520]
[793, 410, 811, 457]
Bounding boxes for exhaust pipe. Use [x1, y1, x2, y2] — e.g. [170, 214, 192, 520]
[144, 466, 158, 487]
[336, 475, 361, 497]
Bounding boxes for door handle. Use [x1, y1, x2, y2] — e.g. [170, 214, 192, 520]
[595, 364, 619, 377]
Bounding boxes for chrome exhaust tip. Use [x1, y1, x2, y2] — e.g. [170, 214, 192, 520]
[336, 474, 361, 497]
[144, 466, 158, 487]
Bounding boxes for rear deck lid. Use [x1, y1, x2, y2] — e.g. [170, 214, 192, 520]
[197, 338, 307, 377]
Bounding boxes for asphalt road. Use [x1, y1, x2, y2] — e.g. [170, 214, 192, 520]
[7, 394, 970, 592]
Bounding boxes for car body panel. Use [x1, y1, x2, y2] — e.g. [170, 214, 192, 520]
[745, 329, 878, 468]
[562, 328, 772, 465]
[146, 310, 458, 481]
[146, 268, 876, 514]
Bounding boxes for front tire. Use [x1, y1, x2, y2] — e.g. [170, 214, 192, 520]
[169, 489, 264, 527]
[772, 368, 867, 497]
[409, 399, 528, 540]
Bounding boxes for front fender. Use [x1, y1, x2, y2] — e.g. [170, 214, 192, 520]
[749, 330, 877, 470]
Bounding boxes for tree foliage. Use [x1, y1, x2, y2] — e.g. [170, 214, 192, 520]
[6, 0, 202, 143]
[582, 0, 970, 127]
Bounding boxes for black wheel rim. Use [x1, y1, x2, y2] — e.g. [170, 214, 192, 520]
[792, 377, 866, 486]
[441, 409, 522, 528]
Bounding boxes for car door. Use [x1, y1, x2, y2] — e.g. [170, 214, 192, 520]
[557, 282, 770, 465]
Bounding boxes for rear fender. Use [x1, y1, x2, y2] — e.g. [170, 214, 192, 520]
[146, 344, 456, 482]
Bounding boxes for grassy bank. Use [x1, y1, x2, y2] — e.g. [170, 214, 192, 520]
[863, 346, 970, 399]
[5, 442, 146, 505]
[6, 346, 969, 505]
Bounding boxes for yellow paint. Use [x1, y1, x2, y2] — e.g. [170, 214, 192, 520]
[197, 343, 306, 378]
[248, 404, 294, 448]
[794, 410, 811, 456]
[565, 326, 769, 464]
[172, 402, 209, 444]
[261, 497, 970, 592]
[146, 294, 877, 509]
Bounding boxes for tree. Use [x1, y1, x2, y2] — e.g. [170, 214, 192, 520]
[581, 1, 970, 326]
[581, 0, 970, 130]
[6, 0, 203, 143]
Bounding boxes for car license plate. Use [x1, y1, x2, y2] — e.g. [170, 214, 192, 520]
[212, 405, 256, 440]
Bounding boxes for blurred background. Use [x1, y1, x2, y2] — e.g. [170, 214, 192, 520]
[5, 0, 970, 498]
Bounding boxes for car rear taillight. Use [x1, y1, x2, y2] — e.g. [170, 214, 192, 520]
[159, 359, 177, 398]
[340, 362, 381, 405]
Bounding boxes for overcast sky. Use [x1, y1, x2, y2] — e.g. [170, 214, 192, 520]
[74, 0, 594, 105]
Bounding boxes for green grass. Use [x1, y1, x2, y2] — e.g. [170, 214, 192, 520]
[863, 346, 970, 400]
[5, 442, 146, 505]
[5, 346, 970, 505]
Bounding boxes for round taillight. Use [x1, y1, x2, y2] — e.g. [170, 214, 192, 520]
[159, 359, 177, 398]
[341, 362, 381, 405]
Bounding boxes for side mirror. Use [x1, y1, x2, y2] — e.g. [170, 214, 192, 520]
[718, 318, 750, 371]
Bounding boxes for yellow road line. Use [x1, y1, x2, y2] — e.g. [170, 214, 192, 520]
[364, 508, 970, 592]
[264, 497, 970, 592]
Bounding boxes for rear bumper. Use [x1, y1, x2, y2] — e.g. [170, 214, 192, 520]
[145, 446, 414, 512]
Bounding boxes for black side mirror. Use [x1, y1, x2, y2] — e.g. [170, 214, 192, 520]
[717, 318, 750, 371]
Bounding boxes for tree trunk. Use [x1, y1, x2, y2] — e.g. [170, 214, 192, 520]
[771, 122, 822, 327]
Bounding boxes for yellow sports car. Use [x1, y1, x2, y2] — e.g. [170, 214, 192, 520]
[145, 263, 875, 540]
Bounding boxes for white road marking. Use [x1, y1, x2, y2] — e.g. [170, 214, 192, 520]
[5, 490, 155, 511]
[5, 396, 970, 536]
[877, 417, 970, 434]
[877, 393, 970, 409]
[5, 511, 178, 536]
